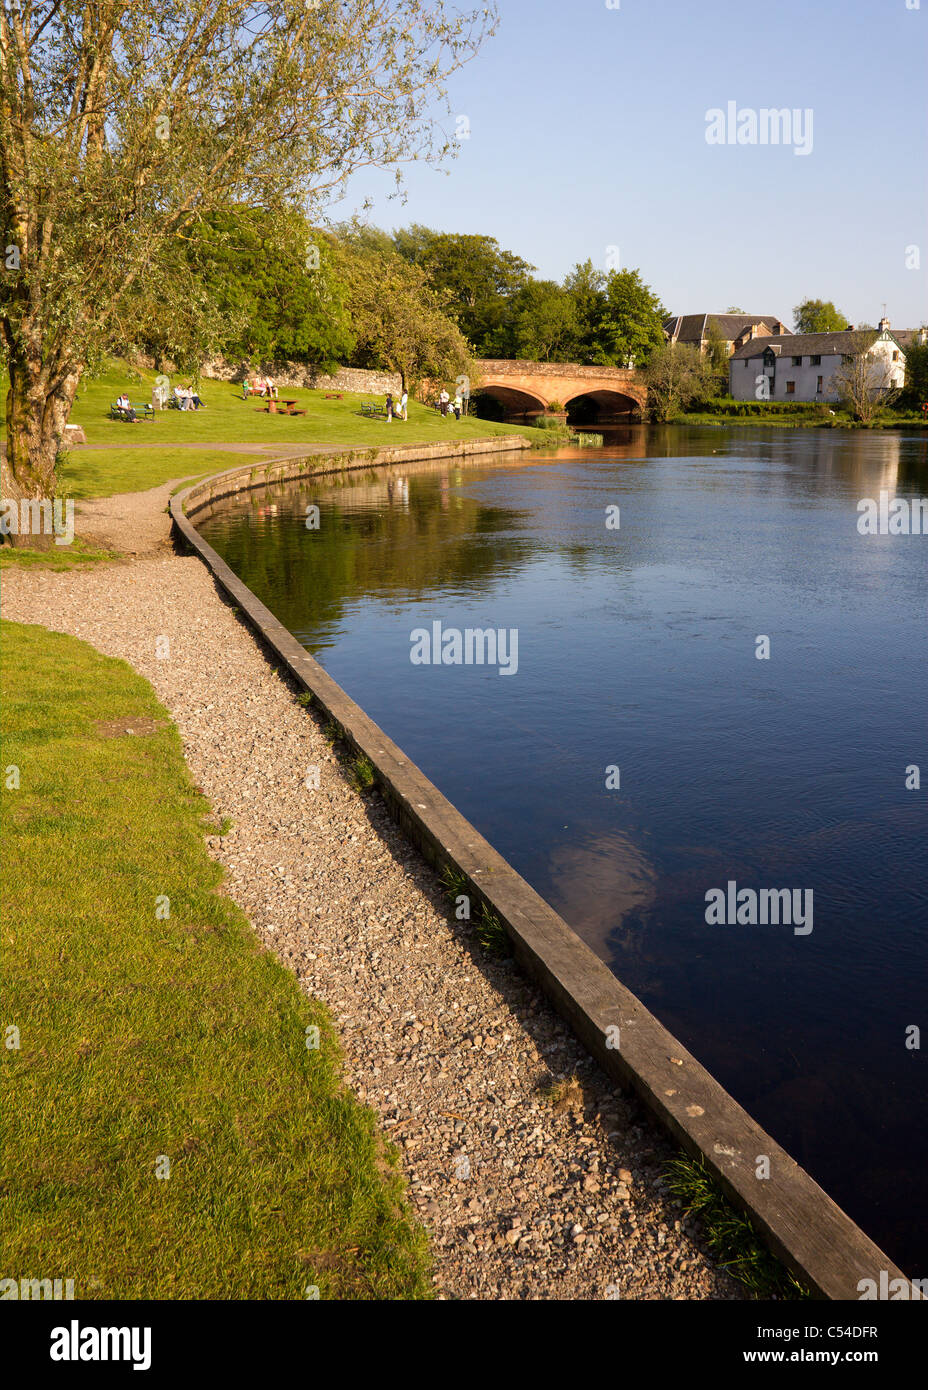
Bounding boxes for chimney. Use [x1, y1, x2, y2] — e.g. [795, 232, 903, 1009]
[879, 315, 890, 331]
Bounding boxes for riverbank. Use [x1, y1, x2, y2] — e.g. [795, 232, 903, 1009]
[2, 476, 749, 1300]
[670, 404, 928, 429]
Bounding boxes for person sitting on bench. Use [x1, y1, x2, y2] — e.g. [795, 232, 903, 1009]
[116, 393, 139, 422]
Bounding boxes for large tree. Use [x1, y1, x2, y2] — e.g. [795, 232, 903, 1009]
[596, 268, 667, 368]
[902, 334, 928, 407]
[332, 230, 470, 392]
[562, 259, 607, 364]
[831, 332, 896, 424]
[644, 342, 713, 422]
[392, 225, 533, 355]
[183, 207, 354, 370]
[505, 279, 579, 362]
[793, 298, 849, 334]
[0, 0, 496, 541]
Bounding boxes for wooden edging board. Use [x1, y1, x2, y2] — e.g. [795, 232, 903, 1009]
[170, 449, 918, 1302]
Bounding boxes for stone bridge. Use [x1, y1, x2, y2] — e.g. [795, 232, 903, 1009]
[473, 358, 647, 422]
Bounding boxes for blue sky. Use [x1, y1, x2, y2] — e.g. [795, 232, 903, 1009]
[333, 0, 927, 330]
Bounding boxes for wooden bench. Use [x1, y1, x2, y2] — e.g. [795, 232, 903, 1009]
[324, 393, 343, 400]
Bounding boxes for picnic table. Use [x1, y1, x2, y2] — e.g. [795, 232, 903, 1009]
[256, 398, 305, 417]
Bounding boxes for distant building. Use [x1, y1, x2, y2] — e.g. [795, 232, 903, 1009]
[664, 313, 790, 356]
[728, 317, 922, 402]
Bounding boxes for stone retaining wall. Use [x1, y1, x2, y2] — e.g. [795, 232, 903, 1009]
[181, 437, 532, 518]
[199, 358, 402, 396]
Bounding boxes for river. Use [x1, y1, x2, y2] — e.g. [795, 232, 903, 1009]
[197, 424, 928, 1274]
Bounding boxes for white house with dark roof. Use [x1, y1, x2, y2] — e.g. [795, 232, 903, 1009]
[728, 317, 922, 402]
[664, 313, 790, 356]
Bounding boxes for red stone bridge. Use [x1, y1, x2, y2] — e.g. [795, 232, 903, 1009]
[473, 358, 647, 422]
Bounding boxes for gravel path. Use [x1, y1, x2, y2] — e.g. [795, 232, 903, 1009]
[3, 482, 744, 1301]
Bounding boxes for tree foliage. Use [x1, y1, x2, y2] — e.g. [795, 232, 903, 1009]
[0, 0, 497, 527]
[902, 336, 928, 406]
[831, 333, 896, 423]
[793, 299, 849, 334]
[644, 342, 713, 421]
[506, 280, 579, 362]
[331, 228, 470, 391]
[392, 225, 533, 355]
[181, 208, 354, 370]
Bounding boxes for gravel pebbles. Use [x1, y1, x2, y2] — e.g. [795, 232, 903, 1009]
[3, 479, 744, 1301]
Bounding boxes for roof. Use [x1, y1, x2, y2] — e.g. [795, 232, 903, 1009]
[730, 330, 884, 361]
[891, 329, 925, 349]
[665, 313, 790, 343]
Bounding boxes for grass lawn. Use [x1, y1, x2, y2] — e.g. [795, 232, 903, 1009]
[0, 620, 431, 1300]
[0, 362, 541, 455]
[0, 537, 122, 571]
[59, 448, 247, 500]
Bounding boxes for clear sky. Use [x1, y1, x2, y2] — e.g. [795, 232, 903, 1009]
[332, 0, 927, 330]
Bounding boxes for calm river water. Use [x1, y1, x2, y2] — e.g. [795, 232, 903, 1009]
[199, 425, 928, 1273]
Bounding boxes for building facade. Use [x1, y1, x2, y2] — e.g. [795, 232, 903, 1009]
[728, 318, 917, 402]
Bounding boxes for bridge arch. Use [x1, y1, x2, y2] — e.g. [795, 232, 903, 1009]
[471, 383, 547, 424]
[564, 389, 642, 424]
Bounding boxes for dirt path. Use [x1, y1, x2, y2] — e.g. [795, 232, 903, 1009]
[3, 481, 744, 1301]
[72, 476, 201, 556]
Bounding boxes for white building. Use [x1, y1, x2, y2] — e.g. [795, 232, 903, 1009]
[728, 317, 919, 402]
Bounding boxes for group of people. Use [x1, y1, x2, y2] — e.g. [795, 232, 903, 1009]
[173, 385, 205, 410]
[384, 389, 409, 421]
[381, 387, 465, 420]
[438, 388, 464, 420]
[242, 375, 278, 400]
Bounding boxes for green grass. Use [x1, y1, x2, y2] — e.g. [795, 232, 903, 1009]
[349, 755, 376, 793]
[475, 904, 511, 957]
[663, 1155, 810, 1300]
[0, 620, 431, 1300]
[0, 536, 121, 571]
[59, 448, 246, 500]
[0, 362, 540, 455]
[438, 866, 510, 957]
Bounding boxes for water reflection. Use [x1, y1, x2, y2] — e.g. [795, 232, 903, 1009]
[198, 426, 928, 1273]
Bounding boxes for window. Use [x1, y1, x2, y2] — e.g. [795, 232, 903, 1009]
[810, 354, 821, 365]
[792, 355, 802, 366]
[893, 350, 901, 361]
[786, 381, 796, 395]
[816, 376, 824, 394]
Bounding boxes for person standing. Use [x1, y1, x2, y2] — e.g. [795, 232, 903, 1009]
[385, 391, 394, 421]
[439, 388, 449, 417]
[453, 392, 462, 421]
[399, 388, 408, 421]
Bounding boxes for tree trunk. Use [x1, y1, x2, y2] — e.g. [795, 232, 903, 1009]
[2, 341, 82, 551]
